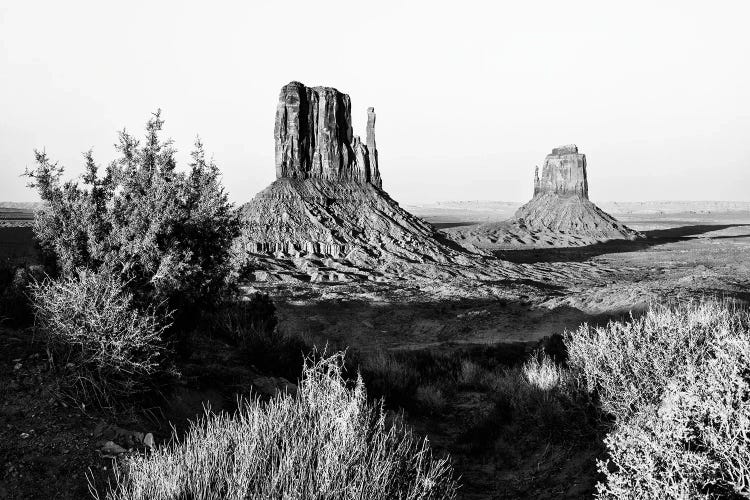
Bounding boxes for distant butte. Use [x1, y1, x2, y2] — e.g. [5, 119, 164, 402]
[449, 145, 642, 248]
[533, 144, 588, 198]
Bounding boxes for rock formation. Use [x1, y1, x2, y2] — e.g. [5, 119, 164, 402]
[274, 82, 381, 187]
[533, 144, 588, 198]
[449, 145, 642, 248]
[238, 81, 503, 282]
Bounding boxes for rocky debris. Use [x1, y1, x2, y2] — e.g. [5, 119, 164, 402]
[238, 81, 517, 282]
[251, 375, 298, 398]
[0, 341, 120, 499]
[275, 81, 381, 187]
[93, 422, 154, 453]
[449, 145, 642, 248]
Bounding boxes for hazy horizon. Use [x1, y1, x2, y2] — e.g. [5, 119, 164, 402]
[2, 1, 749, 204]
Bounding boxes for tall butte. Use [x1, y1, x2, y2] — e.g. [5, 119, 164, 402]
[274, 81, 381, 186]
[237, 81, 481, 282]
[450, 144, 641, 248]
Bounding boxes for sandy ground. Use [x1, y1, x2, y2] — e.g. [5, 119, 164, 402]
[262, 210, 750, 353]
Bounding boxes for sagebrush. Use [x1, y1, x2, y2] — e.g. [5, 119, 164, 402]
[566, 300, 750, 498]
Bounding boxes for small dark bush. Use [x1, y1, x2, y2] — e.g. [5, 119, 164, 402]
[31, 269, 171, 408]
[0, 261, 42, 327]
[221, 293, 278, 349]
[208, 295, 310, 382]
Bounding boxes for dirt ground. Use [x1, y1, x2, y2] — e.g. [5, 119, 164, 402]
[267, 211, 750, 351]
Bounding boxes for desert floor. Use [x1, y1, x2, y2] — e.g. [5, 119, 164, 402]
[259, 207, 750, 499]
[2, 205, 750, 499]
[268, 210, 750, 351]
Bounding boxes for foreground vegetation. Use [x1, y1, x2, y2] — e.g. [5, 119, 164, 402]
[4, 110, 749, 499]
[567, 300, 750, 499]
[3, 113, 457, 499]
[97, 354, 457, 500]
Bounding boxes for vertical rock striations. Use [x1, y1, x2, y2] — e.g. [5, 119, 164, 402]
[274, 81, 381, 187]
[366, 107, 381, 188]
[239, 81, 496, 283]
[534, 144, 588, 198]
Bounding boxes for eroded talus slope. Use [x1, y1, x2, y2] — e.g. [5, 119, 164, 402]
[237, 82, 517, 282]
[238, 178, 487, 276]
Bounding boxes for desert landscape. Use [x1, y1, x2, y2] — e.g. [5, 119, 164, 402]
[1, 81, 749, 499]
[3, 2, 750, 499]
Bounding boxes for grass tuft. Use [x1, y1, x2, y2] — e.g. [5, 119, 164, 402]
[97, 353, 458, 500]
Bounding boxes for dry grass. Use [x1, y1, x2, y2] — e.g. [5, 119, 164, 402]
[522, 352, 568, 392]
[97, 353, 457, 500]
[415, 383, 447, 414]
[31, 269, 170, 409]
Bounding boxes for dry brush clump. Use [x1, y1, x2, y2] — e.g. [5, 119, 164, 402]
[97, 353, 458, 500]
[565, 300, 750, 498]
[31, 269, 170, 408]
[488, 353, 589, 435]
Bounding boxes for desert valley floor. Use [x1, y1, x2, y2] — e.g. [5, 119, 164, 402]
[267, 206, 750, 352]
[2, 202, 750, 499]
[250, 204, 750, 499]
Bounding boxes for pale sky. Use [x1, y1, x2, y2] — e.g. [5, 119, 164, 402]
[1, 1, 749, 204]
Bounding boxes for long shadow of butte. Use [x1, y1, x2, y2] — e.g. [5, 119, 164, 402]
[492, 224, 750, 265]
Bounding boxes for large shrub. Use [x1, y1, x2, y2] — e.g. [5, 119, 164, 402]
[566, 301, 743, 420]
[31, 269, 169, 407]
[24, 111, 240, 320]
[566, 300, 750, 498]
[98, 353, 457, 500]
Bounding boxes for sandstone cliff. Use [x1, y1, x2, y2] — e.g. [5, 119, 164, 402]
[533, 144, 588, 198]
[274, 82, 381, 187]
[239, 81, 509, 282]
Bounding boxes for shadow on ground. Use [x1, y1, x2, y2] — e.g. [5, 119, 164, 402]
[492, 224, 750, 264]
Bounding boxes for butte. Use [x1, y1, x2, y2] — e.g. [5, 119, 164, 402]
[235, 81, 498, 282]
[451, 145, 642, 248]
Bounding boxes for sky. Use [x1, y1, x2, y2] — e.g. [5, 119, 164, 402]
[1, 1, 749, 204]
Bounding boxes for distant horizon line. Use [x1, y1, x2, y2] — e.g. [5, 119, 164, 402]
[4, 199, 750, 206]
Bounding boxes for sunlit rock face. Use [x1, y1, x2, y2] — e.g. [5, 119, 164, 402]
[274, 81, 381, 187]
[448, 144, 642, 249]
[238, 81, 499, 283]
[533, 144, 588, 198]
